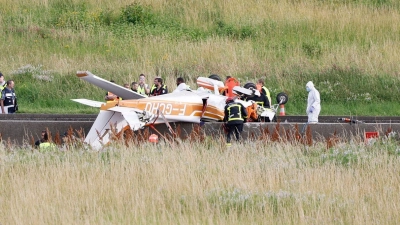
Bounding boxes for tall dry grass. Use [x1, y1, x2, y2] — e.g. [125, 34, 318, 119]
[1, 0, 399, 79]
[1, 0, 400, 113]
[1, 138, 400, 224]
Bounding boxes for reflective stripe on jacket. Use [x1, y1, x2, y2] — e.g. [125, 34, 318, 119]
[224, 102, 248, 123]
[150, 84, 167, 93]
[1, 88, 16, 106]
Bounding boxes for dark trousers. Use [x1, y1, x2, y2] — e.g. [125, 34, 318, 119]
[226, 123, 243, 143]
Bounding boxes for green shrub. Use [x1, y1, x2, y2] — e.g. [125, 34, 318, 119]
[120, 3, 156, 26]
[215, 20, 257, 40]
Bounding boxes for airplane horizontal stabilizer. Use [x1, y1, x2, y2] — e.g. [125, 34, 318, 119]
[71, 99, 104, 108]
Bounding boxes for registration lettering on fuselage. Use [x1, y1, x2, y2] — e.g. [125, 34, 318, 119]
[144, 102, 187, 116]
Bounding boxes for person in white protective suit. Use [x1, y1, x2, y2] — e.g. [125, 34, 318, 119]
[305, 81, 321, 123]
[173, 77, 190, 93]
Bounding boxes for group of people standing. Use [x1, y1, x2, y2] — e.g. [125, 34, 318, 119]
[130, 74, 189, 96]
[106, 74, 189, 101]
[223, 79, 321, 147]
[0, 72, 17, 114]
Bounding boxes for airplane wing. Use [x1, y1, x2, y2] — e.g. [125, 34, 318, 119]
[77, 71, 147, 100]
[71, 99, 104, 108]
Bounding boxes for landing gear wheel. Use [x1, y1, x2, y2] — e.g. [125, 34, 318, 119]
[276, 92, 288, 105]
[208, 74, 221, 81]
[243, 82, 257, 90]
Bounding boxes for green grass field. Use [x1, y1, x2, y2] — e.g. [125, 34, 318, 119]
[1, 1, 400, 223]
[1, 0, 400, 115]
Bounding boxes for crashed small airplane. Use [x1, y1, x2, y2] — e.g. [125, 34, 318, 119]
[73, 71, 288, 148]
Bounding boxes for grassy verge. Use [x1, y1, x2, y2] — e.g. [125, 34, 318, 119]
[1, 0, 399, 115]
[10, 64, 400, 115]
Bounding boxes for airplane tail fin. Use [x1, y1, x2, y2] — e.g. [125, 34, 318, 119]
[85, 108, 149, 149]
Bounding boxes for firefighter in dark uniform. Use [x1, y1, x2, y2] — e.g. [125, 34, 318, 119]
[223, 97, 248, 146]
[1, 80, 17, 114]
[245, 90, 270, 109]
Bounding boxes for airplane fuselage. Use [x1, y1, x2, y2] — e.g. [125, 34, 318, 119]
[101, 91, 225, 123]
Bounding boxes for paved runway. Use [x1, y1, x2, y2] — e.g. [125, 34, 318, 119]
[2, 114, 400, 123]
[1, 114, 399, 145]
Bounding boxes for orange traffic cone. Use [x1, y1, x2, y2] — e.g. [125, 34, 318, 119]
[279, 104, 286, 116]
[149, 134, 159, 143]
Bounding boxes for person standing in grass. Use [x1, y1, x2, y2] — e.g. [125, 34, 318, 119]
[257, 78, 271, 107]
[150, 76, 168, 95]
[0, 73, 6, 100]
[245, 89, 270, 109]
[130, 82, 139, 92]
[1, 80, 17, 114]
[0, 73, 5, 90]
[306, 81, 321, 123]
[150, 78, 168, 96]
[173, 77, 189, 93]
[224, 97, 248, 147]
[137, 74, 150, 95]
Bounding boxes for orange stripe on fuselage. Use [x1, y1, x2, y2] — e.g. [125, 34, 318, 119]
[203, 105, 224, 120]
[102, 99, 202, 117]
[101, 99, 225, 120]
[197, 81, 227, 92]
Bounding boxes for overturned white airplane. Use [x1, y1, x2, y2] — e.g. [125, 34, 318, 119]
[73, 71, 288, 149]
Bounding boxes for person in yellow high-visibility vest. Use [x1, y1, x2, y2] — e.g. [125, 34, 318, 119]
[39, 131, 56, 152]
[0, 73, 6, 95]
[0, 73, 9, 110]
[137, 74, 150, 95]
[257, 79, 271, 107]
